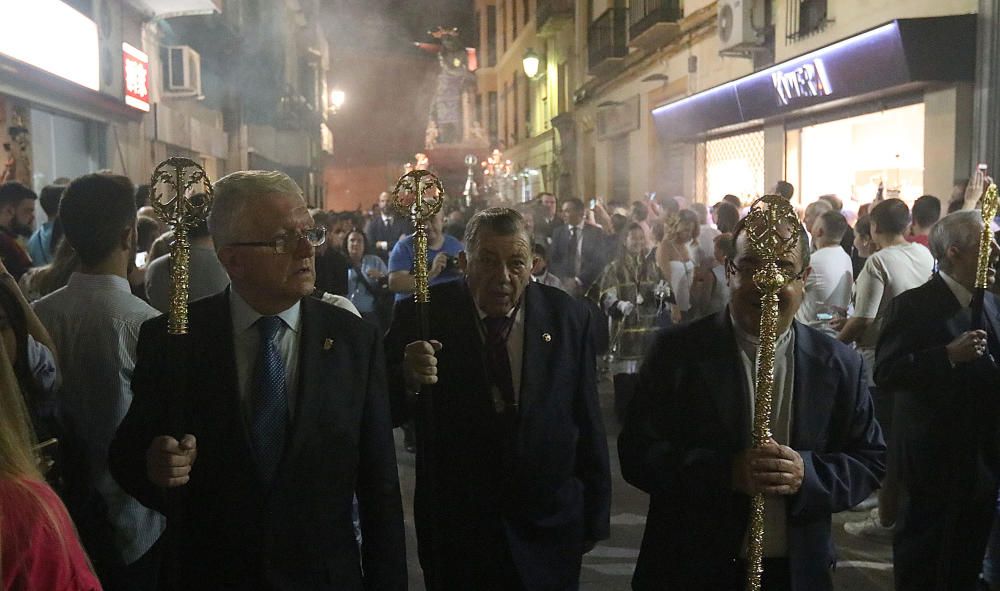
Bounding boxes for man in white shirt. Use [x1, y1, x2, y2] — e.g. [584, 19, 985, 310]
[797, 211, 854, 336]
[33, 173, 164, 590]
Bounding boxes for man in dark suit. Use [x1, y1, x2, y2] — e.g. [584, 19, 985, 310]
[109, 171, 406, 590]
[532, 192, 561, 247]
[876, 210, 1000, 591]
[619, 213, 885, 591]
[366, 191, 413, 261]
[386, 207, 611, 590]
[548, 198, 609, 297]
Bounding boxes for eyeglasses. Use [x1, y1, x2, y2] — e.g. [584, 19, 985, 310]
[228, 226, 327, 254]
[726, 259, 806, 282]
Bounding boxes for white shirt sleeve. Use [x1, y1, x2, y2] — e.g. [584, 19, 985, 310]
[852, 255, 885, 319]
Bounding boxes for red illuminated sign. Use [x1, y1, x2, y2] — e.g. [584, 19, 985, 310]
[123, 42, 150, 112]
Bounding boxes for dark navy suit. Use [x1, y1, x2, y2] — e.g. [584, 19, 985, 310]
[619, 311, 885, 591]
[876, 274, 1000, 591]
[109, 290, 406, 590]
[386, 280, 612, 590]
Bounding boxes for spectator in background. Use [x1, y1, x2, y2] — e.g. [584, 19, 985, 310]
[797, 211, 853, 337]
[134, 183, 150, 210]
[656, 211, 697, 323]
[388, 210, 463, 301]
[33, 173, 165, 590]
[27, 184, 64, 267]
[19, 238, 79, 303]
[803, 200, 833, 250]
[134, 217, 160, 267]
[530, 242, 563, 290]
[549, 198, 610, 297]
[818, 194, 856, 257]
[145, 219, 229, 314]
[344, 229, 389, 330]
[631, 200, 654, 245]
[713, 201, 741, 234]
[313, 210, 349, 296]
[443, 208, 467, 241]
[852, 215, 877, 279]
[907, 194, 941, 247]
[366, 191, 413, 261]
[0, 332, 101, 591]
[533, 192, 561, 246]
[0, 181, 36, 280]
[691, 202, 720, 267]
[722, 194, 742, 210]
[775, 180, 795, 201]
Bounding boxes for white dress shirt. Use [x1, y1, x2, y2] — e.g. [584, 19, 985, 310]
[33, 272, 164, 564]
[940, 271, 973, 308]
[230, 289, 302, 422]
[475, 300, 525, 404]
[796, 245, 854, 335]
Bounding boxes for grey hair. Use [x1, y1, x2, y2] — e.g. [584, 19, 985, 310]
[463, 207, 531, 256]
[208, 170, 302, 247]
[804, 199, 832, 219]
[929, 209, 982, 272]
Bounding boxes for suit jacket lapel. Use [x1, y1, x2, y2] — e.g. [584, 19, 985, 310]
[791, 323, 837, 450]
[518, 283, 552, 415]
[699, 312, 751, 449]
[287, 297, 331, 463]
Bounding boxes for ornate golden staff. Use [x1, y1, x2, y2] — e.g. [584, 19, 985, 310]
[972, 183, 999, 331]
[742, 195, 802, 591]
[391, 168, 446, 571]
[149, 157, 214, 334]
[148, 157, 213, 591]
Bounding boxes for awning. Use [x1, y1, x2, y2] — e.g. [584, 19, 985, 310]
[653, 15, 976, 141]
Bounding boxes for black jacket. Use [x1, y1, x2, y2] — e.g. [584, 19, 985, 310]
[619, 311, 885, 591]
[385, 281, 612, 590]
[109, 290, 406, 590]
[875, 274, 1000, 590]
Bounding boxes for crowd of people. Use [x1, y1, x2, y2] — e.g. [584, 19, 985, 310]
[0, 164, 997, 591]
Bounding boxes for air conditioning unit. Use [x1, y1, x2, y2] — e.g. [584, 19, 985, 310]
[717, 0, 763, 52]
[165, 46, 202, 97]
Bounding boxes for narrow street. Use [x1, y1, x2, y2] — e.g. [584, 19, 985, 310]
[395, 374, 894, 590]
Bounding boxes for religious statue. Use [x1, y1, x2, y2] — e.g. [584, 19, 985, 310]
[415, 27, 478, 145]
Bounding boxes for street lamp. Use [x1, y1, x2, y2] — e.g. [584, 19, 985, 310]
[330, 89, 346, 113]
[522, 49, 541, 79]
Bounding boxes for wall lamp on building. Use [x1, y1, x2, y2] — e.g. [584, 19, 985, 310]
[641, 73, 670, 84]
[597, 100, 623, 109]
[522, 49, 543, 80]
[329, 89, 346, 114]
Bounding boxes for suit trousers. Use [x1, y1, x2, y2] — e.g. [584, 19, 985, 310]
[733, 558, 792, 591]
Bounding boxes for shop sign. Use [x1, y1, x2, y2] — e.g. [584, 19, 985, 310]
[122, 43, 150, 112]
[772, 59, 833, 106]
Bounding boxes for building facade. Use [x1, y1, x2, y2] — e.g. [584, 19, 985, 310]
[0, 0, 332, 209]
[473, 0, 986, 211]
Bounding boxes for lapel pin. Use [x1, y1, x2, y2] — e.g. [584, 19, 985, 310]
[542, 332, 552, 342]
[323, 338, 334, 350]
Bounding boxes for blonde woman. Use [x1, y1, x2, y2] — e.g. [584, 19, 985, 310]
[656, 210, 699, 323]
[0, 330, 99, 590]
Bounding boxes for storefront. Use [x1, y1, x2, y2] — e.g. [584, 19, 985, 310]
[653, 15, 976, 210]
[0, 0, 147, 194]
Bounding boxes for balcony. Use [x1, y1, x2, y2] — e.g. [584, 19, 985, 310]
[536, 0, 574, 35]
[628, 0, 682, 51]
[588, 8, 628, 77]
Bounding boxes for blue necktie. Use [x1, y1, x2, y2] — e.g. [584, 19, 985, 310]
[252, 316, 288, 483]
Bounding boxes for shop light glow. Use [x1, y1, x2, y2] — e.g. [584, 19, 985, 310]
[653, 22, 899, 118]
[0, 0, 100, 91]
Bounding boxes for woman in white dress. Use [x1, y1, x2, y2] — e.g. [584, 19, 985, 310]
[656, 210, 699, 323]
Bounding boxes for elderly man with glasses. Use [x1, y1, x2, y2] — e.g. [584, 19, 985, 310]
[619, 213, 885, 591]
[110, 170, 407, 590]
